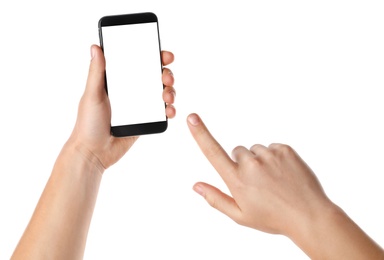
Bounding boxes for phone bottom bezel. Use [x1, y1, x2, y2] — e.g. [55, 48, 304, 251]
[111, 121, 168, 137]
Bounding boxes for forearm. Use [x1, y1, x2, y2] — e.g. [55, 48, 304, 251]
[12, 142, 104, 260]
[291, 203, 384, 260]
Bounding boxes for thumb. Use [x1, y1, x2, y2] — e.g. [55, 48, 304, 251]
[193, 182, 242, 222]
[84, 45, 107, 101]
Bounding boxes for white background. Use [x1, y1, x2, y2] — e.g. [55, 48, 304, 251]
[1, 1, 383, 259]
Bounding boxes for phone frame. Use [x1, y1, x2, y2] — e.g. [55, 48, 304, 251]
[98, 12, 167, 137]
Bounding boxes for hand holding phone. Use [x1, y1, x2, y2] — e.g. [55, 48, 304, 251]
[99, 12, 167, 137]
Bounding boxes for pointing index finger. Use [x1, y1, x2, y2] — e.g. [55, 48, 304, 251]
[187, 113, 237, 182]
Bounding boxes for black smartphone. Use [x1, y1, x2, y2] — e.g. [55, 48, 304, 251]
[98, 12, 167, 137]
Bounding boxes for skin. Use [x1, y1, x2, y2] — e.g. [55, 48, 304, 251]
[187, 113, 384, 260]
[11, 45, 175, 260]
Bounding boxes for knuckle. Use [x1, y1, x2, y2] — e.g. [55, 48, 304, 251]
[270, 143, 295, 157]
[280, 144, 295, 156]
[231, 145, 244, 156]
[206, 196, 219, 210]
[250, 145, 274, 164]
[232, 145, 243, 153]
[268, 142, 283, 149]
[261, 150, 274, 163]
[249, 143, 260, 151]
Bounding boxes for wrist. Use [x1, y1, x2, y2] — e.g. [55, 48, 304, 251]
[286, 200, 342, 256]
[61, 139, 106, 176]
[286, 201, 384, 259]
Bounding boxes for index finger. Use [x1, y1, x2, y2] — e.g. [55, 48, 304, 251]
[187, 113, 237, 182]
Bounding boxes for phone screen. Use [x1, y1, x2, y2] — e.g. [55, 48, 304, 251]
[101, 21, 165, 128]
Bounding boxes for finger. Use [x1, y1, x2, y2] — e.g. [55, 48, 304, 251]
[193, 182, 242, 222]
[187, 113, 237, 181]
[84, 45, 106, 102]
[231, 146, 254, 164]
[161, 51, 174, 66]
[268, 143, 298, 162]
[268, 143, 293, 154]
[163, 86, 176, 104]
[165, 104, 176, 119]
[250, 144, 269, 157]
[162, 68, 174, 87]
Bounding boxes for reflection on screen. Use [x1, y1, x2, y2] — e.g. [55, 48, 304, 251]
[102, 22, 165, 126]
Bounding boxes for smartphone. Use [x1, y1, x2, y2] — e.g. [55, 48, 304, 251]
[98, 12, 167, 137]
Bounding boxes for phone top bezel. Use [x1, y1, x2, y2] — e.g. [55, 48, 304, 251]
[98, 12, 167, 137]
[98, 12, 158, 27]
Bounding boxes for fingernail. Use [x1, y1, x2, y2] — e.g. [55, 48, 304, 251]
[188, 113, 200, 126]
[193, 184, 205, 196]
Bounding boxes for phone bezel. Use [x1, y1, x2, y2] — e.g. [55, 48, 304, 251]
[98, 12, 167, 137]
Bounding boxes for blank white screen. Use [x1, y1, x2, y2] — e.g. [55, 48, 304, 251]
[102, 22, 165, 126]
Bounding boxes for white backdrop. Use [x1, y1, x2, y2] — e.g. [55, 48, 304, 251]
[1, 1, 383, 259]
